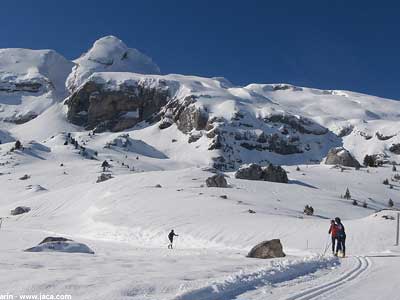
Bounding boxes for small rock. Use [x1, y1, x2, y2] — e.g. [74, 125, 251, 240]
[248, 209, 256, 214]
[11, 206, 31, 216]
[155, 184, 162, 188]
[19, 174, 30, 180]
[96, 173, 113, 183]
[220, 195, 228, 199]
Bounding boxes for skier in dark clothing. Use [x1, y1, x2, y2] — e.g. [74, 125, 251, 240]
[328, 219, 338, 254]
[168, 229, 179, 249]
[334, 217, 346, 257]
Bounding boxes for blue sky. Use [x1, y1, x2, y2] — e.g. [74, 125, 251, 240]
[1, 0, 399, 99]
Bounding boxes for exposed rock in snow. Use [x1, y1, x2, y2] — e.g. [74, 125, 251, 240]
[66, 36, 160, 93]
[96, 173, 113, 183]
[247, 239, 286, 259]
[25, 237, 94, 254]
[25, 184, 47, 192]
[325, 147, 361, 168]
[39, 236, 72, 244]
[10, 206, 31, 215]
[235, 164, 264, 180]
[65, 73, 171, 132]
[389, 143, 400, 154]
[376, 132, 396, 141]
[19, 174, 30, 180]
[235, 163, 288, 183]
[206, 174, 228, 188]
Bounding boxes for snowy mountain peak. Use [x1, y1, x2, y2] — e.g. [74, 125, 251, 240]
[0, 48, 73, 94]
[66, 35, 160, 93]
[0, 48, 73, 124]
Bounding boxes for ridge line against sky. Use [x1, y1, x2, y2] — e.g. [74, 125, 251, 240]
[0, 0, 399, 100]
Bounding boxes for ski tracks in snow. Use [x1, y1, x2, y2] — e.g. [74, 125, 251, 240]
[172, 256, 371, 300]
[283, 256, 371, 300]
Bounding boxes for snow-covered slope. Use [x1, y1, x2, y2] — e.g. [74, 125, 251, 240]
[66, 35, 160, 93]
[0, 134, 398, 299]
[62, 72, 400, 170]
[245, 83, 400, 163]
[1, 38, 400, 300]
[0, 48, 73, 125]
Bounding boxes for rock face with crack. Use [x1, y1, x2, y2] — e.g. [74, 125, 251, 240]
[247, 239, 286, 259]
[65, 74, 172, 132]
[325, 147, 361, 168]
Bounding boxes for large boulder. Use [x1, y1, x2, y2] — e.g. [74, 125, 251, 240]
[235, 164, 288, 183]
[261, 164, 289, 183]
[65, 74, 172, 132]
[206, 174, 228, 188]
[235, 164, 263, 180]
[10, 206, 31, 216]
[247, 239, 286, 259]
[25, 236, 94, 254]
[325, 147, 361, 167]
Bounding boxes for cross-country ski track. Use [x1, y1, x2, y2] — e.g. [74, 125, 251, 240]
[174, 255, 374, 300]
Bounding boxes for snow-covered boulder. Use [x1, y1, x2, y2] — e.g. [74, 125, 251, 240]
[65, 73, 172, 132]
[247, 239, 286, 259]
[10, 206, 31, 215]
[235, 163, 288, 183]
[325, 147, 361, 168]
[66, 36, 160, 93]
[206, 174, 228, 188]
[25, 237, 94, 254]
[105, 134, 167, 159]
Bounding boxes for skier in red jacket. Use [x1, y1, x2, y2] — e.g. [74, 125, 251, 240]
[328, 219, 338, 254]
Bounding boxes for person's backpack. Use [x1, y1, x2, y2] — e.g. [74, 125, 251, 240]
[337, 224, 345, 238]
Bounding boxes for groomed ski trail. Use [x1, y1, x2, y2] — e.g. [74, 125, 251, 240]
[283, 256, 371, 300]
[172, 256, 371, 300]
